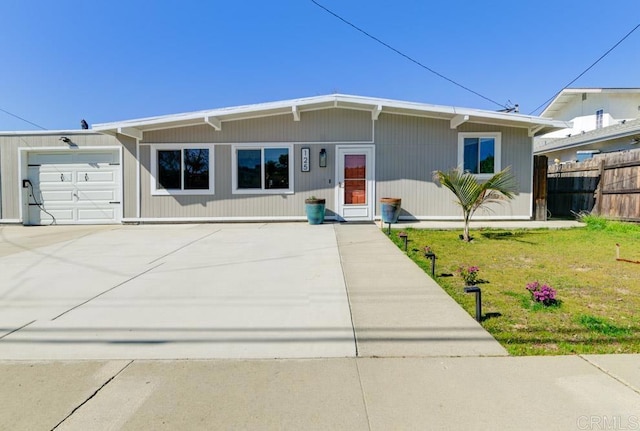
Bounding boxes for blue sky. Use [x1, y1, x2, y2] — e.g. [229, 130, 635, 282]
[1, 0, 639, 130]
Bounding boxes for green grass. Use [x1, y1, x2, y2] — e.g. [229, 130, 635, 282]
[388, 217, 640, 355]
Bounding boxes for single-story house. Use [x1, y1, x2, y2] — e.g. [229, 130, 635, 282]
[0, 94, 568, 225]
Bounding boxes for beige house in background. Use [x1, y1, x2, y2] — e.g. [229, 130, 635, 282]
[0, 94, 567, 225]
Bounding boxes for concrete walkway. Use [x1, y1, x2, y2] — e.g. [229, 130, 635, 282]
[1, 221, 639, 430]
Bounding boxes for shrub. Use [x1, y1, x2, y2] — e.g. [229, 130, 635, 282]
[459, 266, 480, 285]
[526, 281, 557, 306]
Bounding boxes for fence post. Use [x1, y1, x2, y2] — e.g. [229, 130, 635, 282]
[594, 159, 606, 215]
[533, 155, 548, 221]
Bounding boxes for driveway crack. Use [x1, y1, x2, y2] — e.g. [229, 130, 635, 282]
[51, 263, 164, 321]
[147, 229, 221, 264]
[579, 355, 640, 396]
[50, 360, 134, 430]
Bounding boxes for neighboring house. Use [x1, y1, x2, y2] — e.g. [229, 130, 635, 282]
[535, 88, 640, 162]
[0, 94, 567, 226]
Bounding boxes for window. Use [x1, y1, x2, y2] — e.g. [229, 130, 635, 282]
[233, 145, 293, 194]
[458, 132, 501, 177]
[596, 109, 603, 129]
[150, 144, 214, 195]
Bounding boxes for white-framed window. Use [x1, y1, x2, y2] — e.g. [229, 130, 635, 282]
[232, 144, 294, 194]
[595, 109, 604, 129]
[458, 132, 501, 178]
[150, 144, 215, 195]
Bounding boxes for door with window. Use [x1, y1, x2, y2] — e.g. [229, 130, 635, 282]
[336, 146, 374, 221]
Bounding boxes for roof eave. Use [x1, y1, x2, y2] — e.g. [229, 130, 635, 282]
[92, 94, 569, 136]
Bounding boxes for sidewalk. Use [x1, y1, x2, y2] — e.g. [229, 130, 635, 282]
[2, 222, 639, 430]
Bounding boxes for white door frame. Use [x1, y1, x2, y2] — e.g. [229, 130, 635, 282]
[334, 145, 375, 222]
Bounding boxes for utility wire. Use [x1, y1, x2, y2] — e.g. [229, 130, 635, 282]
[310, 0, 507, 109]
[0, 107, 47, 130]
[529, 23, 640, 115]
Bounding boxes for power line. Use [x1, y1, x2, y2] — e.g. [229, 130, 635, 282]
[309, 0, 507, 109]
[529, 23, 640, 115]
[0, 107, 47, 130]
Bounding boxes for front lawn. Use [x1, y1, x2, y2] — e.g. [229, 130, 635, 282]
[387, 217, 640, 355]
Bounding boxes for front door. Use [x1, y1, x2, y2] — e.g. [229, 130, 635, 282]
[336, 145, 375, 221]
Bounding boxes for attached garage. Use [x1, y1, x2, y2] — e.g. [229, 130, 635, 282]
[23, 149, 121, 225]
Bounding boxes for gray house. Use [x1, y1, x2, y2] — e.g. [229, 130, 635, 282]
[0, 94, 567, 225]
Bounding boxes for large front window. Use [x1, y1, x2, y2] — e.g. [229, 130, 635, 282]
[151, 144, 214, 195]
[458, 133, 501, 177]
[233, 145, 293, 193]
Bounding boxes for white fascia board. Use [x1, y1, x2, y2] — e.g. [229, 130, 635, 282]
[0, 129, 100, 136]
[91, 93, 568, 134]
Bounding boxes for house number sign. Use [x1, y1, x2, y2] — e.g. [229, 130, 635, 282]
[301, 147, 310, 172]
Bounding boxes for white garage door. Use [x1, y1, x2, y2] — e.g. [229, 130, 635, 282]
[26, 150, 121, 225]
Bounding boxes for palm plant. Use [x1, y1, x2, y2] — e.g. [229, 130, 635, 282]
[433, 167, 519, 242]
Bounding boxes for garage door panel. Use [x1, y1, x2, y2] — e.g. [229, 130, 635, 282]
[39, 190, 75, 203]
[76, 170, 116, 183]
[26, 150, 121, 225]
[73, 153, 117, 164]
[38, 171, 73, 184]
[77, 190, 117, 201]
[78, 208, 116, 220]
[28, 207, 74, 223]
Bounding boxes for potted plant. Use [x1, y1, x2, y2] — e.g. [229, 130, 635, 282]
[380, 197, 402, 224]
[305, 196, 326, 225]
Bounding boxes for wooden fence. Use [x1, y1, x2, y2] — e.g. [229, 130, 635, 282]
[546, 150, 640, 221]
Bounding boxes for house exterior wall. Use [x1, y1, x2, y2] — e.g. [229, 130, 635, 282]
[0, 133, 124, 222]
[0, 106, 537, 224]
[136, 109, 532, 220]
[375, 115, 532, 219]
[137, 108, 372, 219]
[120, 135, 138, 219]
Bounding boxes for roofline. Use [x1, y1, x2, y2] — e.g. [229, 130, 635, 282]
[534, 121, 640, 154]
[540, 87, 640, 118]
[0, 129, 100, 136]
[92, 94, 568, 135]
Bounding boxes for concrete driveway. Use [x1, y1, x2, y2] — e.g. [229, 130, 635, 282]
[0, 223, 355, 359]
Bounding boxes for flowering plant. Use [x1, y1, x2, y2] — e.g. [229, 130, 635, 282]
[458, 265, 480, 285]
[526, 281, 557, 306]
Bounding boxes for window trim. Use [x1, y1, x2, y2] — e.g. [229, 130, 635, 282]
[457, 132, 501, 179]
[232, 144, 294, 194]
[150, 143, 215, 196]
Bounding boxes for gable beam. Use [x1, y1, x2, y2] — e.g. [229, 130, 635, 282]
[372, 104, 383, 121]
[528, 125, 545, 137]
[450, 114, 469, 129]
[292, 105, 300, 122]
[205, 116, 222, 131]
[117, 127, 143, 140]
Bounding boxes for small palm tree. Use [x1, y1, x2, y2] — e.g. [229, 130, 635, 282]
[433, 167, 519, 242]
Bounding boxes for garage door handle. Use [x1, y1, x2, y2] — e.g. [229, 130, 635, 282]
[60, 174, 64, 182]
